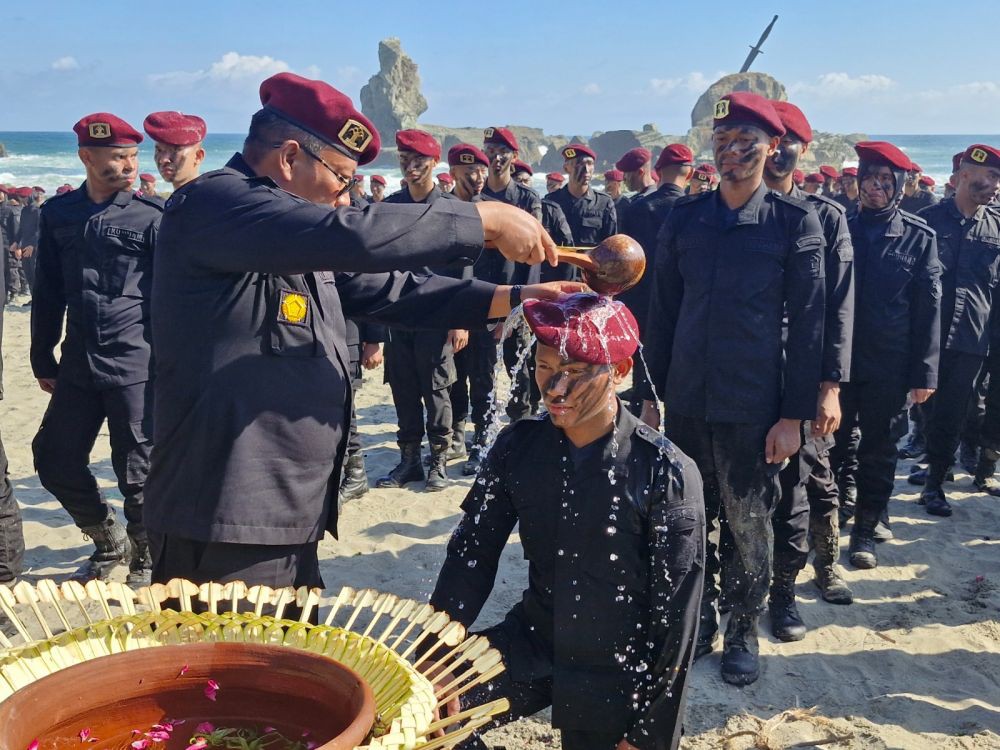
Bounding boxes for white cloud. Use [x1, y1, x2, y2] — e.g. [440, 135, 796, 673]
[649, 71, 727, 97]
[790, 72, 895, 97]
[649, 77, 680, 96]
[149, 52, 294, 88]
[51, 56, 78, 71]
[582, 82, 601, 95]
[953, 81, 1000, 96]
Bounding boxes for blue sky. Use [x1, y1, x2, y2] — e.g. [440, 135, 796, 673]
[1, 0, 997, 135]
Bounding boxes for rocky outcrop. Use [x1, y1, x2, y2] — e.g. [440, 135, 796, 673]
[690, 72, 787, 127]
[360, 38, 427, 141]
[0, 142, 6, 158]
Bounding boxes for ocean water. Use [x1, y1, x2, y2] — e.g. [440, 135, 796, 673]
[1, 131, 996, 197]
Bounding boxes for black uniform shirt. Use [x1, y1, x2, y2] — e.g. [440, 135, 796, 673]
[145, 153, 496, 545]
[900, 189, 938, 214]
[618, 183, 685, 332]
[383, 185, 471, 281]
[17, 202, 41, 248]
[918, 197, 1000, 356]
[431, 405, 705, 748]
[848, 207, 941, 388]
[539, 198, 575, 283]
[481, 178, 542, 285]
[791, 186, 855, 383]
[547, 184, 618, 248]
[643, 183, 827, 422]
[30, 186, 162, 389]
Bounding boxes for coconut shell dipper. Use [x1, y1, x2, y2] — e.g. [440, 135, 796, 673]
[554, 234, 646, 296]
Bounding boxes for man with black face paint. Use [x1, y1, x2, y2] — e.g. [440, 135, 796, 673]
[548, 143, 618, 250]
[431, 293, 705, 750]
[143, 111, 207, 192]
[377, 130, 468, 492]
[369, 174, 386, 202]
[604, 168, 631, 221]
[763, 101, 856, 641]
[829, 141, 941, 569]
[912, 145, 1000, 516]
[835, 167, 859, 214]
[901, 163, 938, 213]
[640, 92, 826, 686]
[616, 148, 657, 235]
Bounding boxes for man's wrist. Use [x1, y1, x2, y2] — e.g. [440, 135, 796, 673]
[509, 284, 523, 309]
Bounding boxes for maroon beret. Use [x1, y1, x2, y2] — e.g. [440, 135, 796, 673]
[436, 172, 454, 185]
[483, 126, 519, 152]
[139, 173, 156, 183]
[370, 174, 386, 186]
[910, 162, 923, 173]
[615, 148, 651, 173]
[654, 143, 694, 170]
[513, 159, 533, 176]
[819, 165, 839, 179]
[55, 185, 73, 195]
[854, 141, 912, 171]
[448, 143, 489, 167]
[792, 169, 805, 184]
[805, 172, 825, 184]
[841, 167, 858, 177]
[259, 72, 380, 165]
[546, 172, 565, 183]
[962, 144, 1000, 170]
[604, 169, 624, 182]
[73, 113, 143, 147]
[143, 111, 207, 147]
[562, 143, 596, 161]
[32, 186, 45, 193]
[919, 175, 935, 187]
[952, 151, 965, 173]
[693, 163, 718, 182]
[713, 92, 785, 137]
[0, 186, 8, 195]
[395, 129, 441, 160]
[770, 101, 812, 144]
[16, 187, 33, 198]
[524, 293, 639, 365]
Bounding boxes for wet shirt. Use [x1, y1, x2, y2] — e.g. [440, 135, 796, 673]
[547, 185, 618, 248]
[791, 186, 855, 383]
[30, 186, 162, 389]
[643, 183, 827, 423]
[431, 406, 705, 747]
[618, 183, 686, 332]
[847, 208, 941, 387]
[918, 197, 1000, 356]
[145, 153, 496, 545]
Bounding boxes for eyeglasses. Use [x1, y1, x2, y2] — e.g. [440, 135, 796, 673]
[269, 142, 356, 198]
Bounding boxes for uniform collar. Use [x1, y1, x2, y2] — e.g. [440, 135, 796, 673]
[708, 181, 769, 227]
[657, 182, 684, 197]
[945, 195, 985, 223]
[543, 397, 642, 475]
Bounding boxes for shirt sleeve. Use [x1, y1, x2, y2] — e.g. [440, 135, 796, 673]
[29, 209, 66, 380]
[909, 232, 943, 389]
[640, 214, 684, 402]
[822, 209, 855, 383]
[627, 454, 706, 750]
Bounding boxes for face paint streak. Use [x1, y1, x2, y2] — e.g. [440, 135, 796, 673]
[574, 163, 590, 182]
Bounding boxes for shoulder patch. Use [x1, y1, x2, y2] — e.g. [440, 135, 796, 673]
[899, 210, 937, 236]
[771, 191, 814, 213]
[805, 192, 846, 216]
[672, 191, 711, 210]
[133, 194, 165, 211]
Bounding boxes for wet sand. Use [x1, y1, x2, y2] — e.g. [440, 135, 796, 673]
[1, 304, 998, 749]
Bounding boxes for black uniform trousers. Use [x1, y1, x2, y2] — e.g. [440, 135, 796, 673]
[960, 368, 988, 449]
[830, 381, 908, 530]
[31, 377, 151, 535]
[455, 625, 624, 750]
[346, 331, 363, 458]
[773, 433, 839, 573]
[836, 425, 861, 495]
[451, 345, 471, 427]
[384, 329, 454, 448]
[663, 414, 778, 618]
[924, 350, 985, 480]
[0, 427, 25, 582]
[465, 330, 533, 436]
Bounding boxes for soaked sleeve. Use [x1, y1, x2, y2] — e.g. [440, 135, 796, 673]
[627, 455, 705, 750]
[781, 208, 827, 420]
[909, 232, 942, 389]
[640, 213, 684, 402]
[429, 436, 518, 629]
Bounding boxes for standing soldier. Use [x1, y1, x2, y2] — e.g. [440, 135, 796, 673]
[830, 141, 940, 569]
[803, 173, 824, 194]
[616, 147, 657, 232]
[835, 167, 859, 213]
[763, 101, 856, 641]
[688, 164, 718, 194]
[437, 172, 454, 194]
[511, 159, 534, 187]
[143, 111, 207, 192]
[547, 143, 617, 250]
[819, 165, 840, 196]
[13, 187, 43, 297]
[603, 168, 630, 220]
[370, 174, 387, 202]
[0, 223, 25, 583]
[377, 130, 467, 492]
[912, 145, 1000, 517]
[640, 93, 826, 685]
[2, 189, 27, 303]
[138, 174, 158, 197]
[31, 113, 162, 585]
[545, 172, 564, 195]
[900, 162, 938, 213]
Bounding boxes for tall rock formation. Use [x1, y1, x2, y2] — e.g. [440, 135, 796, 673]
[360, 38, 427, 141]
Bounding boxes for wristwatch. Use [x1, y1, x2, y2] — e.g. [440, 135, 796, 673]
[509, 284, 523, 309]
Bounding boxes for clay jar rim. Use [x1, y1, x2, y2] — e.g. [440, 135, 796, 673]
[0, 641, 377, 750]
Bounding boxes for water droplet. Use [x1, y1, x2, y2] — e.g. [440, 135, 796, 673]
[606, 526, 617, 536]
[466, 560, 478, 568]
[609, 553, 619, 561]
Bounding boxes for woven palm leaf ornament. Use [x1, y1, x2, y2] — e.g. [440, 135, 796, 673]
[0, 579, 508, 749]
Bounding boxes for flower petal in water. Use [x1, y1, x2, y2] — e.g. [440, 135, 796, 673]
[203, 678, 220, 701]
[195, 721, 215, 733]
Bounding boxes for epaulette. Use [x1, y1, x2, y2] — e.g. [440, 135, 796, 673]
[899, 210, 936, 235]
[133, 193, 165, 211]
[633, 423, 683, 463]
[671, 191, 712, 210]
[805, 191, 847, 216]
[771, 190, 814, 213]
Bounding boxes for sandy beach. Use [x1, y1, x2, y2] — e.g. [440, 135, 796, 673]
[1, 303, 998, 749]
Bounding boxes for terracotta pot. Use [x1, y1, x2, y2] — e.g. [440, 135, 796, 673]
[0, 642, 375, 749]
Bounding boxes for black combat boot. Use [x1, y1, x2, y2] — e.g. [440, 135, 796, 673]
[74, 512, 130, 581]
[848, 521, 878, 569]
[425, 444, 450, 492]
[921, 470, 952, 517]
[126, 533, 153, 588]
[694, 596, 719, 660]
[448, 421, 468, 461]
[837, 485, 857, 528]
[873, 505, 894, 542]
[812, 520, 853, 604]
[463, 429, 486, 476]
[959, 440, 979, 474]
[376, 442, 425, 488]
[908, 465, 954, 486]
[340, 452, 369, 502]
[898, 430, 926, 459]
[768, 567, 807, 641]
[973, 449, 1000, 496]
[720, 614, 760, 685]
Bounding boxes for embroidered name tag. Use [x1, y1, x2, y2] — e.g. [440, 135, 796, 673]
[103, 226, 145, 242]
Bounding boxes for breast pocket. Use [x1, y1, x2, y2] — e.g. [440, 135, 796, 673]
[99, 234, 152, 297]
[735, 239, 786, 298]
[973, 237, 1000, 288]
[269, 284, 318, 357]
[577, 214, 603, 244]
[878, 256, 915, 303]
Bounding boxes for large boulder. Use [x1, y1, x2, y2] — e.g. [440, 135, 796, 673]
[690, 72, 787, 128]
[0, 142, 6, 158]
[360, 38, 428, 142]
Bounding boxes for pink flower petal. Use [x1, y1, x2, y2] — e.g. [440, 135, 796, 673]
[146, 730, 171, 742]
[185, 741, 208, 750]
[263, 726, 277, 733]
[177, 664, 189, 677]
[204, 678, 220, 701]
[131, 741, 151, 750]
[79, 728, 92, 742]
[195, 721, 215, 733]
[27, 742, 39, 750]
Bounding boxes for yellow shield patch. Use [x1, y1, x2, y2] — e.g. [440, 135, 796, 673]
[460, 153, 474, 164]
[338, 119, 373, 154]
[279, 291, 309, 325]
[564, 147, 577, 159]
[714, 100, 730, 119]
[971, 147, 988, 164]
[483, 127, 495, 138]
[88, 123, 111, 139]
